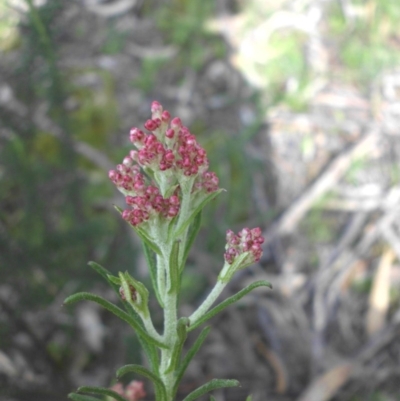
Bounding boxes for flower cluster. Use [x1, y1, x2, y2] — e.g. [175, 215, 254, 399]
[109, 101, 219, 226]
[109, 380, 146, 401]
[224, 227, 264, 265]
[109, 165, 180, 226]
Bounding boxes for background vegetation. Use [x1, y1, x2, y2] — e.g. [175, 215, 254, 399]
[1, 1, 400, 400]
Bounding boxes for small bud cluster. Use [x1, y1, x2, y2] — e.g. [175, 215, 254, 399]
[224, 227, 265, 265]
[109, 102, 220, 226]
[109, 381, 146, 401]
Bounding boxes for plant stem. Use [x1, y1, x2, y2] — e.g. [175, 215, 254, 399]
[188, 280, 227, 325]
[159, 243, 178, 401]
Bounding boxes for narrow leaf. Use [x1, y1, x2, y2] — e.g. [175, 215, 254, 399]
[166, 317, 189, 374]
[135, 226, 162, 255]
[175, 189, 224, 238]
[78, 386, 127, 401]
[138, 335, 160, 373]
[64, 292, 167, 349]
[188, 281, 272, 332]
[182, 379, 240, 401]
[168, 240, 180, 294]
[142, 241, 163, 307]
[173, 326, 211, 396]
[107, 275, 121, 286]
[246, 396, 253, 401]
[181, 211, 202, 271]
[210, 397, 217, 401]
[68, 393, 100, 401]
[117, 364, 167, 401]
[88, 261, 114, 283]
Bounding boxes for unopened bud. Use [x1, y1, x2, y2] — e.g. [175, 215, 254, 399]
[119, 284, 137, 302]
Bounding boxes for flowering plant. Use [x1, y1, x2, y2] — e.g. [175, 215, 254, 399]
[65, 102, 271, 401]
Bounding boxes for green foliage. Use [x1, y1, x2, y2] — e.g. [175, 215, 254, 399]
[263, 30, 307, 86]
[155, 1, 214, 46]
[345, 156, 368, 185]
[327, 0, 400, 85]
[350, 391, 398, 401]
[0, 0, 129, 318]
[68, 69, 118, 150]
[132, 58, 168, 93]
[103, 23, 128, 55]
[203, 119, 269, 253]
[179, 268, 207, 303]
[154, 0, 223, 70]
[352, 276, 373, 295]
[302, 206, 337, 244]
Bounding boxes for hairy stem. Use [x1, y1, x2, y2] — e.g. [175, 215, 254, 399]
[188, 280, 227, 326]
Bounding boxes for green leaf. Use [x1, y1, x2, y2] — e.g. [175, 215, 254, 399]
[175, 189, 224, 238]
[188, 281, 272, 332]
[134, 225, 162, 255]
[142, 241, 164, 307]
[64, 292, 167, 349]
[246, 395, 253, 401]
[210, 397, 217, 401]
[88, 261, 120, 293]
[107, 274, 121, 286]
[168, 240, 180, 294]
[117, 364, 167, 401]
[77, 386, 127, 401]
[181, 210, 202, 271]
[138, 335, 160, 373]
[166, 317, 189, 374]
[68, 393, 100, 401]
[182, 379, 240, 401]
[173, 326, 211, 396]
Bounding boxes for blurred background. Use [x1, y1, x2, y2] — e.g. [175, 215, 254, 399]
[1, 0, 400, 400]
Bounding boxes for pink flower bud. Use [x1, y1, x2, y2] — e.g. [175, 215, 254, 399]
[130, 128, 145, 145]
[109, 380, 146, 401]
[144, 118, 161, 131]
[125, 380, 146, 401]
[165, 128, 174, 139]
[151, 101, 162, 114]
[171, 117, 182, 128]
[161, 110, 171, 122]
[123, 157, 133, 167]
